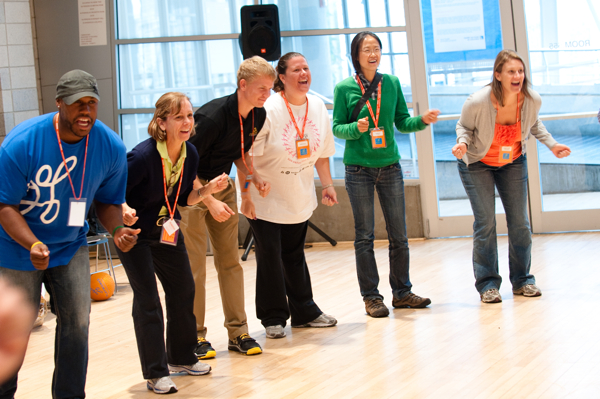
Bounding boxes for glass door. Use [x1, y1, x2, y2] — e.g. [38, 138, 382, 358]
[410, 0, 519, 237]
[519, 0, 600, 232]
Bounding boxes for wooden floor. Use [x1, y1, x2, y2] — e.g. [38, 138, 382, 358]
[16, 232, 600, 398]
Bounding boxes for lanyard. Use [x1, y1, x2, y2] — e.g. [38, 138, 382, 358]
[356, 75, 381, 128]
[161, 158, 184, 220]
[53, 113, 88, 200]
[280, 92, 309, 140]
[239, 109, 255, 175]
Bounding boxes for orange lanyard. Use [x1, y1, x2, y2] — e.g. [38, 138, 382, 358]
[161, 158, 184, 220]
[281, 92, 309, 139]
[356, 75, 381, 128]
[239, 109, 255, 175]
[53, 113, 88, 200]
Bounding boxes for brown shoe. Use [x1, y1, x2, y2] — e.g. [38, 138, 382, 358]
[364, 297, 389, 317]
[392, 292, 431, 308]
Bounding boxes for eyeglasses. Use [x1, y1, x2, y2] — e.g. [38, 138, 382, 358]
[166, 167, 178, 196]
[361, 47, 381, 55]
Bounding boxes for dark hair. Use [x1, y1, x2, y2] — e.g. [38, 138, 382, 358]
[273, 52, 305, 93]
[489, 49, 532, 107]
[350, 31, 382, 75]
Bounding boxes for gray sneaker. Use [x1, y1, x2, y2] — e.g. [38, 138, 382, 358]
[168, 361, 211, 376]
[147, 376, 177, 394]
[292, 313, 337, 328]
[480, 288, 502, 303]
[513, 284, 542, 297]
[265, 325, 286, 338]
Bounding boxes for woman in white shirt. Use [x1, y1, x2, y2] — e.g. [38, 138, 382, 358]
[239, 52, 338, 339]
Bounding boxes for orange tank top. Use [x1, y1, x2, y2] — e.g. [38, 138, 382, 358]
[480, 94, 522, 166]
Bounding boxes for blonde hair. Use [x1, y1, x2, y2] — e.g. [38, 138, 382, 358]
[147, 92, 195, 142]
[237, 56, 277, 88]
[490, 49, 532, 107]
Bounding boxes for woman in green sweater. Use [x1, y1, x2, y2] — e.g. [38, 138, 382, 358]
[332, 31, 439, 318]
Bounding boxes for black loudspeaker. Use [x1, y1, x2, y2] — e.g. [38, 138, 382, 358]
[239, 5, 280, 61]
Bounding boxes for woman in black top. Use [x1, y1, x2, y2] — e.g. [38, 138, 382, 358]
[116, 92, 227, 394]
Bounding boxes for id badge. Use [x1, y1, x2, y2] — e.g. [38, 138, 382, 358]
[68, 198, 87, 227]
[370, 128, 386, 149]
[296, 139, 311, 159]
[160, 218, 180, 246]
[498, 146, 513, 164]
[241, 174, 253, 193]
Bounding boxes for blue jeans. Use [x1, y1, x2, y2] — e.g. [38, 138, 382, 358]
[345, 163, 412, 300]
[0, 246, 90, 399]
[457, 155, 535, 294]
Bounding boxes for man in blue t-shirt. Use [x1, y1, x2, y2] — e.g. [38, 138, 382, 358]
[0, 70, 140, 399]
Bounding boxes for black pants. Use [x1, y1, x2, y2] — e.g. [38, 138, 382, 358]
[115, 227, 197, 380]
[249, 219, 321, 327]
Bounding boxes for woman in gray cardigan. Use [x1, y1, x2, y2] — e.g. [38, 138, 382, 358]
[451, 50, 570, 303]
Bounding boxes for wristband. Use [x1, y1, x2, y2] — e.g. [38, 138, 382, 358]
[112, 225, 124, 237]
[322, 184, 334, 190]
[31, 241, 43, 250]
[197, 188, 206, 202]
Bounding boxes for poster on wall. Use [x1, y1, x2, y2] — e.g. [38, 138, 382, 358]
[78, 0, 107, 46]
[431, 0, 486, 53]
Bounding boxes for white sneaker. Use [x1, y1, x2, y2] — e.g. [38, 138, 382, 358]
[292, 313, 337, 328]
[265, 325, 286, 339]
[147, 376, 177, 394]
[168, 361, 211, 376]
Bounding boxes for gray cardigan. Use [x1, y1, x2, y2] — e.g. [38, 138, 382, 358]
[456, 85, 557, 165]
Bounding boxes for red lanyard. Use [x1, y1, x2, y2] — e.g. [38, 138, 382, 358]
[53, 113, 88, 200]
[356, 75, 381, 128]
[161, 158, 184, 220]
[281, 92, 309, 139]
[239, 109, 255, 175]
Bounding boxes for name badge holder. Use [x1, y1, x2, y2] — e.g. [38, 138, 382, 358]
[160, 218, 180, 246]
[54, 114, 89, 227]
[370, 128, 386, 149]
[296, 139, 311, 159]
[356, 75, 383, 150]
[281, 92, 311, 160]
[68, 198, 87, 227]
[241, 174, 253, 193]
[160, 158, 184, 246]
[498, 146, 514, 163]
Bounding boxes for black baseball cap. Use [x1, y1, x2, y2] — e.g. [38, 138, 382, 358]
[55, 70, 100, 105]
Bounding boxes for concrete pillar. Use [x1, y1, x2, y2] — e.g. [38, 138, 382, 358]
[0, 0, 40, 143]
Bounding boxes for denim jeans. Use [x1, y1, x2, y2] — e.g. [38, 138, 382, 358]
[248, 219, 322, 328]
[115, 226, 197, 380]
[457, 155, 535, 294]
[0, 246, 90, 399]
[345, 162, 412, 300]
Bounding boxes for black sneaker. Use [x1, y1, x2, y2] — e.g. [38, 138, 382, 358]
[228, 333, 262, 355]
[194, 337, 216, 360]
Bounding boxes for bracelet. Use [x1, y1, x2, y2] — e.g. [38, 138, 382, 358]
[197, 188, 206, 201]
[322, 184, 334, 190]
[112, 225, 124, 237]
[31, 241, 43, 250]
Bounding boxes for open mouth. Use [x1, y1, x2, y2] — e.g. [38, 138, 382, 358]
[76, 118, 92, 128]
[299, 80, 308, 85]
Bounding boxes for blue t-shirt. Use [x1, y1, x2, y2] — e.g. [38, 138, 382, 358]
[0, 112, 127, 271]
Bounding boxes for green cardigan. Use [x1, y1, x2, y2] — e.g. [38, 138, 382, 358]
[332, 74, 427, 168]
